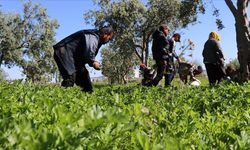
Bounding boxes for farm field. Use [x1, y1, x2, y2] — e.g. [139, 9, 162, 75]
[0, 80, 250, 149]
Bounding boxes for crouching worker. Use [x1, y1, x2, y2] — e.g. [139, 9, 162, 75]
[225, 65, 241, 82]
[53, 26, 114, 92]
[178, 62, 203, 84]
[139, 64, 156, 86]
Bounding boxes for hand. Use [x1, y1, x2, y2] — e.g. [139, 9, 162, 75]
[191, 77, 197, 81]
[93, 61, 102, 70]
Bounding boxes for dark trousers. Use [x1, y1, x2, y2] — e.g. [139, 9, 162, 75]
[165, 73, 174, 86]
[205, 63, 225, 85]
[179, 74, 188, 84]
[54, 54, 93, 92]
[152, 61, 174, 86]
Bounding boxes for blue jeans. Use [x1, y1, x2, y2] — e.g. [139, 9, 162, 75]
[165, 73, 174, 86]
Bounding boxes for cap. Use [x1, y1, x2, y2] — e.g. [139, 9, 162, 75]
[173, 33, 181, 42]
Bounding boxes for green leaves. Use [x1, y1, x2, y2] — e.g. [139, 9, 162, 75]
[0, 81, 250, 149]
[0, 1, 59, 82]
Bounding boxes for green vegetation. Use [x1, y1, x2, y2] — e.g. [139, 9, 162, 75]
[0, 80, 250, 149]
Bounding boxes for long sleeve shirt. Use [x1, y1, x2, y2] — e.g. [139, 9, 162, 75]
[53, 29, 102, 75]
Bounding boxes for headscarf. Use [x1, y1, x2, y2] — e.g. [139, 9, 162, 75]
[209, 31, 220, 41]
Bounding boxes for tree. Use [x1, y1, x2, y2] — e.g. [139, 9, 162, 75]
[0, 11, 23, 68]
[85, 0, 204, 66]
[101, 47, 138, 84]
[198, 0, 250, 82]
[223, 0, 250, 82]
[0, 1, 59, 82]
[21, 1, 59, 82]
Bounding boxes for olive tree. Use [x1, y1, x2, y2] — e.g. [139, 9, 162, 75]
[101, 47, 138, 84]
[0, 1, 59, 82]
[85, 0, 204, 66]
[198, 0, 250, 82]
[224, 0, 250, 81]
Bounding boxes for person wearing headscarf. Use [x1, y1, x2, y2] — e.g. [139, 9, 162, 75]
[202, 31, 226, 85]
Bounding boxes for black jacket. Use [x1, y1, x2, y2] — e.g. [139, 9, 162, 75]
[53, 29, 102, 75]
[202, 38, 224, 64]
[151, 30, 169, 61]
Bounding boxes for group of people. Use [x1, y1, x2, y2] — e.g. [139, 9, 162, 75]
[140, 24, 203, 87]
[53, 24, 228, 92]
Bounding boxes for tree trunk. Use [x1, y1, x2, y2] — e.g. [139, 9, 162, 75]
[236, 25, 250, 81]
[134, 33, 151, 66]
[0, 51, 3, 67]
[123, 75, 128, 84]
[145, 41, 149, 66]
[225, 0, 250, 81]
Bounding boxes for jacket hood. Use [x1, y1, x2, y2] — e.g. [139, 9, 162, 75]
[152, 30, 163, 39]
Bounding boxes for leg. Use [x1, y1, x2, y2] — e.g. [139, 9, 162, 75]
[180, 74, 188, 84]
[75, 67, 93, 92]
[152, 61, 166, 86]
[165, 73, 174, 86]
[54, 54, 75, 87]
[205, 63, 217, 85]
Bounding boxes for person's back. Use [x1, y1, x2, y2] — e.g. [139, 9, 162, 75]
[53, 26, 114, 92]
[53, 29, 101, 74]
[178, 62, 193, 84]
[202, 31, 226, 85]
[152, 29, 169, 61]
[178, 62, 193, 76]
[202, 38, 221, 64]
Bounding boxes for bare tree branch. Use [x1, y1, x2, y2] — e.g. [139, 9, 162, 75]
[225, 0, 238, 16]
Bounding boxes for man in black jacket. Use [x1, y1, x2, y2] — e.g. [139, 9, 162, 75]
[53, 26, 114, 92]
[151, 26, 180, 86]
[151, 24, 170, 86]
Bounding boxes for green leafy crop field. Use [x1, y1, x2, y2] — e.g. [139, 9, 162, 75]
[0, 80, 250, 149]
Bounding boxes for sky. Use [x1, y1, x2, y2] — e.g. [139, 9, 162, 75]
[0, 0, 243, 80]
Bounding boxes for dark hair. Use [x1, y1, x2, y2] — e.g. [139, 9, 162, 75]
[99, 25, 114, 35]
[159, 24, 170, 32]
[173, 33, 180, 38]
[225, 65, 233, 75]
[173, 33, 181, 42]
[197, 65, 203, 72]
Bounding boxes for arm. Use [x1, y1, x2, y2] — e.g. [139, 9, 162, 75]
[84, 34, 101, 68]
[215, 41, 224, 59]
[214, 41, 225, 66]
[189, 66, 196, 81]
[172, 50, 180, 63]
